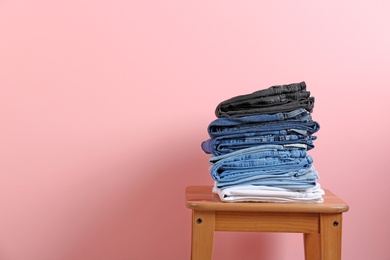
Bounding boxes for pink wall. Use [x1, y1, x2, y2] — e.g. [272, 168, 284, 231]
[1, 1, 390, 259]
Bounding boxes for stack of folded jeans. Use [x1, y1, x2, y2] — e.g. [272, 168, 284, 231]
[201, 82, 324, 203]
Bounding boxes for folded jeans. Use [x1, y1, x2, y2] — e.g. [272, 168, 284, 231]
[202, 133, 316, 155]
[213, 182, 324, 203]
[208, 108, 313, 138]
[215, 82, 314, 117]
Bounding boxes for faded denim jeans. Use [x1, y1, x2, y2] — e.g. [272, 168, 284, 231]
[202, 131, 316, 156]
[209, 144, 319, 189]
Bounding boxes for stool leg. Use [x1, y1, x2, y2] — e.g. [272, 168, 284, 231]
[191, 210, 215, 260]
[304, 233, 320, 260]
[320, 213, 343, 260]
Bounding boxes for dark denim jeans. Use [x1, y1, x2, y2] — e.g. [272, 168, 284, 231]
[208, 108, 311, 137]
[215, 81, 314, 117]
[209, 119, 319, 138]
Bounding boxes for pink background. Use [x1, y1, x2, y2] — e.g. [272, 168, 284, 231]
[1, 1, 390, 259]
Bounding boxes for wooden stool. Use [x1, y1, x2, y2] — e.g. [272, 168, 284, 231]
[185, 186, 349, 260]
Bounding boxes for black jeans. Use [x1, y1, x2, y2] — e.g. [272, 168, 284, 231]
[215, 82, 314, 117]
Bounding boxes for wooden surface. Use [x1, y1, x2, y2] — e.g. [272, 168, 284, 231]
[186, 186, 348, 260]
[215, 211, 319, 233]
[186, 186, 349, 213]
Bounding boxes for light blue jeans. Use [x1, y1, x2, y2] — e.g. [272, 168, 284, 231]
[209, 144, 318, 189]
[214, 166, 319, 189]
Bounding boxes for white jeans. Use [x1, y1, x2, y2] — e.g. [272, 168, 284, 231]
[213, 182, 324, 203]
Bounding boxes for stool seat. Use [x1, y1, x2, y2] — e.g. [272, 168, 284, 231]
[185, 186, 349, 260]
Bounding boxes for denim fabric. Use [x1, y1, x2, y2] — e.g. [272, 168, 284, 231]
[214, 166, 318, 189]
[213, 164, 318, 189]
[215, 82, 314, 117]
[216, 166, 318, 189]
[209, 119, 320, 139]
[208, 108, 311, 137]
[209, 144, 306, 162]
[213, 183, 325, 203]
[202, 132, 316, 155]
[217, 98, 314, 117]
[208, 145, 318, 189]
[211, 153, 312, 177]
